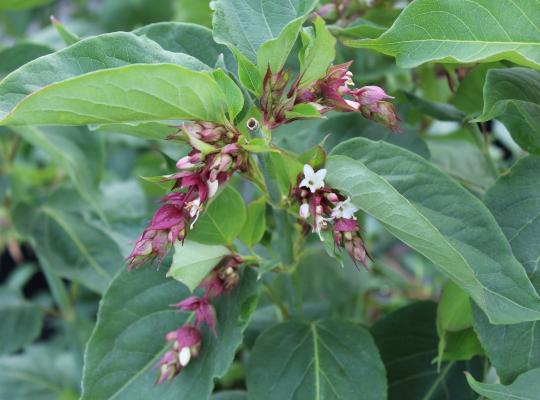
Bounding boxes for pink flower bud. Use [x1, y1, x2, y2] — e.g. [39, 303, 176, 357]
[352, 86, 393, 106]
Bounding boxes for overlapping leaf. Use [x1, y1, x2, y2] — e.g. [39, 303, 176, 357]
[247, 320, 387, 400]
[211, 0, 317, 63]
[327, 138, 540, 324]
[473, 156, 540, 383]
[347, 0, 540, 70]
[473, 68, 540, 154]
[82, 267, 258, 400]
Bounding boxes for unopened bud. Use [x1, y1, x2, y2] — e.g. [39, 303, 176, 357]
[178, 347, 191, 367]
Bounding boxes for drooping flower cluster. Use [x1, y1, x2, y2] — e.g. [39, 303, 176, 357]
[296, 62, 400, 131]
[126, 122, 248, 269]
[260, 62, 399, 131]
[294, 164, 368, 267]
[155, 254, 243, 384]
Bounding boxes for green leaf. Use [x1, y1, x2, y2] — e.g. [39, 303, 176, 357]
[234, 49, 262, 95]
[167, 240, 230, 291]
[189, 186, 247, 245]
[257, 16, 306, 74]
[82, 266, 258, 399]
[246, 320, 387, 400]
[212, 69, 244, 121]
[426, 134, 496, 192]
[0, 63, 233, 126]
[438, 281, 473, 333]
[328, 138, 540, 324]
[12, 204, 123, 294]
[298, 17, 336, 86]
[0, 42, 52, 77]
[473, 68, 540, 154]
[51, 17, 80, 46]
[436, 282, 483, 364]
[0, 288, 43, 355]
[267, 151, 303, 199]
[211, 0, 317, 63]
[346, 0, 540, 71]
[466, 368, 540, 400]
[239, 197, 266, 248]
[133, 22, 236, 72]
[0, 346, 80, 400]
[452, 63, 505, 116]
[284, 103, 322, 120]
[473, 155, 540, 383]
[371, 302, 482, 400]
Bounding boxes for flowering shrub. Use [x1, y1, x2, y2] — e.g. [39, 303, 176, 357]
[1, 0, 540, 399]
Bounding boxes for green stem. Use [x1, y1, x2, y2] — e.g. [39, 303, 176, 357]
[250, 124, 297, 266]
[469, 122, 498, 178]
[263, 283, 291, 320]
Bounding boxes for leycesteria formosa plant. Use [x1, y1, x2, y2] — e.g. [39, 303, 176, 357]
[121, 14, 398, 382]
[4, 0, 540, 398]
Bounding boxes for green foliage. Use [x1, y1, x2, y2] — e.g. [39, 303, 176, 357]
[347, 0, 540, 70]
[2, 0, 540, 398]
[372, 302, 482, 400]
[247, 320, 387, 400]
[168, 241, 230, 291]
[474, 68, 540, 154]
[328, 138, 540, 324]
[82, 266, 258, 399]
[466, 368, 540, 400]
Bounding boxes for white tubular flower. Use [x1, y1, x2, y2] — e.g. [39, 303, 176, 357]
[331, 197, 358, 219]
[299, 164, 327, 193]
[299, 203, 310, 219]
[178, 347, 191, 367]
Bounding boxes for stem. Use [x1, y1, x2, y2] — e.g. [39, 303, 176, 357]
[262, 283, 291, 320]
[250, 124, 297, 266]
[469, 122, 498, 178]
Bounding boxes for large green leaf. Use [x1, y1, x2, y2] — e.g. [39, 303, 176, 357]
[246, 320, 387, 400]
[371, 302, 482, 400]
[0, 32, 208, 118]
[82, 266, 258, 400]
[473, 156, 540, 383]
[466, 368, 540, 400]
[133, 22, 236, 72]
[0, 63, 233, 126]
[167, 240, 230, 291]
[0, 288, 43, 355]
[0, 346, 80, 400]
[346, 0, 540, 70]
[473, 68, 540, 154]
[211, 0, 317, 63]
[12, 204, 123, 294]
[189, 186, 247, 245]
[327, 138, 540, 324]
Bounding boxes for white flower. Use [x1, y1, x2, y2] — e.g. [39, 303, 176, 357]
[207, 179, 219, 198]
[299, 164, 326, 193]
[178, 347, 191, 367]
[299, 203, 310, 219]
[331, 197, 358, 219]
